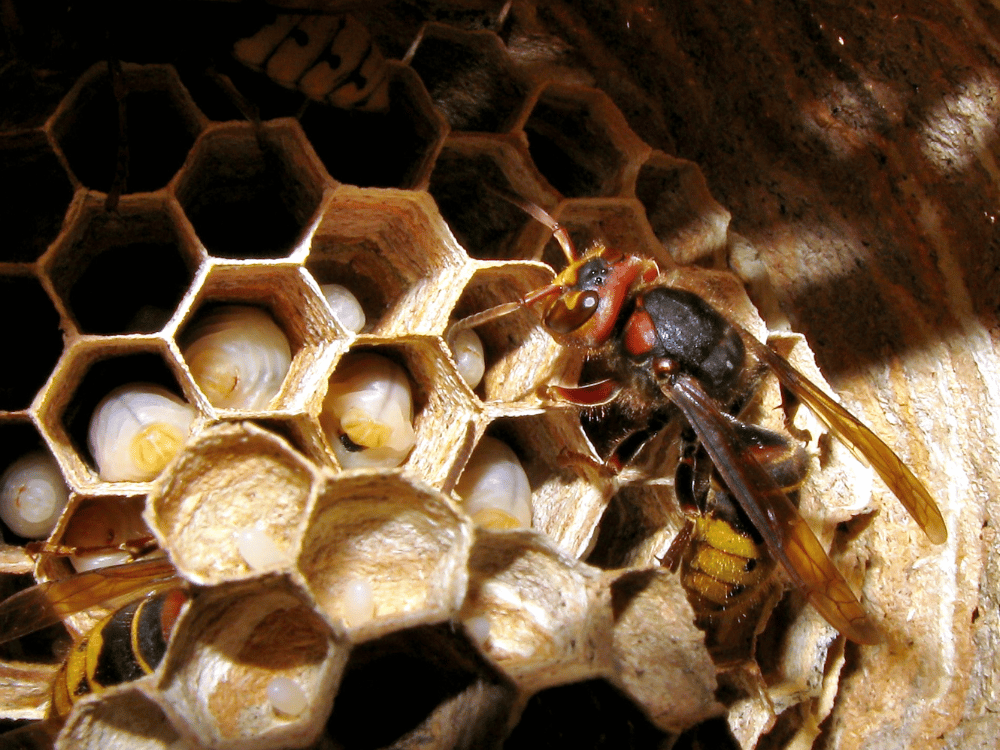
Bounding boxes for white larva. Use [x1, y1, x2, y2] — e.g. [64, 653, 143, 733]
[181, 305, 292, 410]
[342, 576, 375, 627]
[88, 384, 197, 482]
[323, 353, 416, 469]
[0, 451, 69, 539]
[64, 499, 152, 572]
[235, 523, 286, 571]
[266, 676, 308, 717]
[455, 436, 532, 529]
[450, 328, 485, 389]
[320, 283, 366, 334]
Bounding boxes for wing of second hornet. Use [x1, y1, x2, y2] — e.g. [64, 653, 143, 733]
[740, 329, 947, 545]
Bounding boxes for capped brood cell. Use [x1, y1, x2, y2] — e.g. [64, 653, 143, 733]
[459, 530, 613, 694]
[41, 193, 200, 336]
[296, 472, 472, 641]
[174, 120, 329, 260]
[49, 62, 204, 197]
[146, 422, 318, 586]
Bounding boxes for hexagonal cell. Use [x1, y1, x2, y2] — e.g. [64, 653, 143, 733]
[297, 472, 472, 641]
[43, 194, 199, 335]
[175, 265, 337, 414]
[505, 679, 671, 749]
[0, 131, 74, 263]
[319, 341, 477, 487]
[520, 83, 647, 199]
[635, 151, 731, 267]
[175, 120, 328, 259]
[299, 63, 447, 189]
[306, 187, 469, 338]
[158, 577, 346, 750]
[541, 197, 677, 273]
[55, 686, 183, 750]
[37, 341, 198, 488]
[326, 623, 516, 749]
[50, 62, 204, 196]
[408, 24, 526, 133]
[451, 263, 566, 405]
[459, 530, 612, 693]
[428, 137, 557, 261]
[0, 273, 64, 412]
[0, 420, 66, 545]
[146, 422, 318, 586]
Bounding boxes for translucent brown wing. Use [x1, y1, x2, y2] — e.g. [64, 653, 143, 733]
[0, 557, 179, 644]
[668, 374, 882, 644]
[741, 330, 947, 545]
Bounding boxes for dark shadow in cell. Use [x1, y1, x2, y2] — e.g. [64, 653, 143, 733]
[0, 132, 74, 262]
[0, 276, 63, 412]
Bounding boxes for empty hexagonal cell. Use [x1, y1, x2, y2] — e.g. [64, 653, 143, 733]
[505, 678, 671, 749]
[297, 473, 472, 640]
[408, 24, 526, 133]
[176, 121, 328, 259]
[459, 530, 612, 693]
[37, 342, 198, 488]
[428, 138, 557, 261]
[0, 421, 67, 544]
[520, 83, 647, 199]
[326, 623, 516, 749]
[55, 686, 183, 750]
[0, 131, 74, 263]
[50, 62, 203, 197]
[450, 264, 566, 404]
[146, 422, 317, 586]
[0, 273, 64, 412]
[542, 198, 676, 273]
[635, 151, 731, 267]
[43, 194, 198, 335]
[307, 187, 469, 338]
[299, 63, 447, 189]
[158, 577, 346, 750]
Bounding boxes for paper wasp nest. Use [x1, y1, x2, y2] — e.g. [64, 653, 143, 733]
[0, 3, 972, 750]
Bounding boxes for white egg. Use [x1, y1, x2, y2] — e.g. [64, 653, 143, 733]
[267, 676, 308, 717]
[235, 523, 286, 570]
[88, 384, 197, 482]
[182, 305, 292, 410]
[0, 451, 69, 539]
[323, 353, 416, 469]
[455, 436, 532, 529]
[320, 283, 366, 334]
[342, 576, 375, 627]
[463, 615, 491, 646]
[450, 328, 485, 389]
